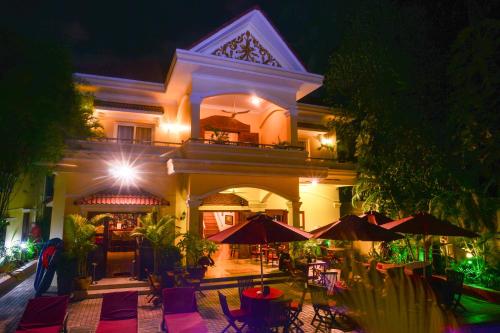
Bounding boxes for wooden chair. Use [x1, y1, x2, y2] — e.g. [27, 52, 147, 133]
[284, 260, 307, 288]
[310, 285, 335, 332]
[289, 288, 307, 332]
[267, 248, 279, 267]
[444, 269, 466, 311]
[250, 245, 261, 260]
[218, 291, 248, 333]
[237, 277, 255, 304]
[321, 270, 339, 296]
[180, 267, 205, 296]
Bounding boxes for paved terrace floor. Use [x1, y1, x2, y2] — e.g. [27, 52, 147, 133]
[1, 274, 499, 332]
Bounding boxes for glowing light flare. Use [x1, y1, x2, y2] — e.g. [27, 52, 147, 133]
[108, 162, 139, 186]
[311, 179, 319, 186]
[320, 136, 335, 146]
[160, 122, 189, 133]
[465, 252, 473, 258]
[250, 95, 262, 106]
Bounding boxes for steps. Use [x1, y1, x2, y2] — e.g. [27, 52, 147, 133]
[87, 277, 149, 298]
[203, 212, 220, 238]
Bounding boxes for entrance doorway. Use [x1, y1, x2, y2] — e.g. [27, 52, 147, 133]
[91, 212, 144, 279]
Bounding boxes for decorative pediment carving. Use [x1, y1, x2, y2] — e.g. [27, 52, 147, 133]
[212, 31, 281, 67]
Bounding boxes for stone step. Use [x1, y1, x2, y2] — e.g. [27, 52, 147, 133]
[88, 280, 148, 291]
[87, 286, 150, 298]
[202, 271, 288, 283]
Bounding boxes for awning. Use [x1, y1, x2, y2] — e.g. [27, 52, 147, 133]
[75, 189, 169, 206]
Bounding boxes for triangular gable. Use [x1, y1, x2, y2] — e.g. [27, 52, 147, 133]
[189, 9, 306, 72]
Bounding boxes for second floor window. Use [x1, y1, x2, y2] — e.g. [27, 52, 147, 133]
[117, 125, 152, 144]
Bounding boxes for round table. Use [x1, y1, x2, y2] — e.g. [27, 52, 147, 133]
[242, 287, 284, 300]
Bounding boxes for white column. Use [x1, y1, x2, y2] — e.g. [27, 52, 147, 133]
[287, 200, 302, 228]
[186, 196, 202, 236]
[189, 94, 202, 139]
[286, 105, 299, 146]
[49, 173, 67, 239]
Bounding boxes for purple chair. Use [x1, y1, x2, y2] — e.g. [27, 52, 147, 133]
[162, 287, 208, 333]
[16, 295, 69, 333]
[96, 291, 138, 333]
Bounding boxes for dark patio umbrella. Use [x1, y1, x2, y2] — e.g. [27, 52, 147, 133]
[359, 211, 393, 225]
[311, 214, 404, 242]
[208, 213, 311, 290]
[381, 213, 479, 238]
[381, 212, 479, 260]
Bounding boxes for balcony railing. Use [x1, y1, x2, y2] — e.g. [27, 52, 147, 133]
[306, 157, 356, 169]
[186, 138, 305, 151]
[65, 137, 183, 155]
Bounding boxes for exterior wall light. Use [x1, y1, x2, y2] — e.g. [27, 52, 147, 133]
[320, 136, 335, 146]
[250, 95, 262, 106]
[109, 162, 138, 186]
[160, 122, 189, 133]
[311, 179, 319, 186]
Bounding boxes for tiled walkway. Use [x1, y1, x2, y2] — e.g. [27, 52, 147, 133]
[2, 274, 499, 332]
[0, 274, 324, 332]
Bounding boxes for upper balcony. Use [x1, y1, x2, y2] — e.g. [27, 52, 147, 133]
[65, 137, 181, 156]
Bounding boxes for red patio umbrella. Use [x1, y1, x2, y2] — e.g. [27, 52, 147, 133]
[381, 213, 479, 238]
[381, 212, 479, 260]
[208, 213, 311, 291]
[311, 214, 403, 242]
[359, 211, 393, 225]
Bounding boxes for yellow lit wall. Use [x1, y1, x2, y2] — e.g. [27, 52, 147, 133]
[299, 183, 340, 231]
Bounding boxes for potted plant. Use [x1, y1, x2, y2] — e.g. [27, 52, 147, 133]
[273, 136, 290, 149]
[207, 126, 230, 144]
[131, 210, 178, 281]
[62, 214, 110, 298]
[177, 232, 218, 275]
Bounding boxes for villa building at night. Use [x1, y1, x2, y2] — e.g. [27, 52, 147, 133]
[5, 9, 356, 276]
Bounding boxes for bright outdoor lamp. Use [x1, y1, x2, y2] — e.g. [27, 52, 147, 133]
[109, 162, 138, 186]
[250, 95, 262, 106]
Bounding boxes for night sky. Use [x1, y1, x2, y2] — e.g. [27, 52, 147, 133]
[2, 1, 351, 83]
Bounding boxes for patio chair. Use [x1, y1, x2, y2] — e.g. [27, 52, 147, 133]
[444, 269, 466, 311]
[162, 287, 208, 333]
[250, 245, 261, 261]
[96, 291, 138, 333]
[180, 267, 205, 296]
[145, 269, 162, 306]
[267, 248, 279, 267]
[16, 295, 69, 333]
[218, 291, 248, 333]
[321, 270, 339, 296]
[237, 277, 255, 304]
[289, 288, 307, 331]
[309, 285, 335, 332]
[284, 260, 307, 288]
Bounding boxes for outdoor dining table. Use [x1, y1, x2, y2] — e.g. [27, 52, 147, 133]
[242, 287, 285, 330]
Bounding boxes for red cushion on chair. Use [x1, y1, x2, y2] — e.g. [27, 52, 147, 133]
[164, 312, 208, 333]
[289, 300, 300, 310]
[162, 287, 198, 314]
[15, 326, 61, 333]
[95, 318, 137, 333]
[229, 308, 247, 320]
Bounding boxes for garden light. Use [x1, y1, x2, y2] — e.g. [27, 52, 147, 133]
[250, 95, 262, 106]
[466, 252, 473, 258]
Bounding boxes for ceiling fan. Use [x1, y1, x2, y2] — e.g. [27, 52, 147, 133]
[220, 96, 251, 118]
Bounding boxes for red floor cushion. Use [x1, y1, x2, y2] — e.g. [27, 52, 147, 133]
[95, 318, 138, 333]
[164, 312, 208, 333]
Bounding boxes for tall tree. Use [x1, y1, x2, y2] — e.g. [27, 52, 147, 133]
[0, 29, 98, 243]
[324, 0, 499, 232]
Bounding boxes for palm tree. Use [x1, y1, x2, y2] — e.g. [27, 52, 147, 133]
[63, 214, 110, 278]
[131, 210, 177, 274]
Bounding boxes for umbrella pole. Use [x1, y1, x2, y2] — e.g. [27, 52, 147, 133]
[260, 244, 264, 291]
[405, 236, 415, 261]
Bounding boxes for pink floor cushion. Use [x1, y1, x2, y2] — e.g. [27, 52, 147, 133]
[17, 296, 69, 332]
[95, 318, 138, 333]
[15, 326, 62, 333]
[164, 312, 208, 333]
[162, 287, 198, 314]
[100, 291, 138, 320]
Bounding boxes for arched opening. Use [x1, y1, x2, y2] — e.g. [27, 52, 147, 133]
[200, 94, 289, 146]
[199, 186, 291, 278]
